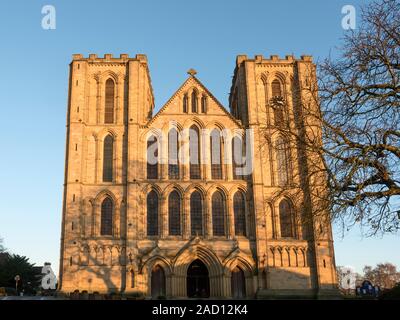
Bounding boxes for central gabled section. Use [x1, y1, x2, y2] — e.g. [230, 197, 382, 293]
[148, 72, 241, 124]
[144, 72, 245, 183]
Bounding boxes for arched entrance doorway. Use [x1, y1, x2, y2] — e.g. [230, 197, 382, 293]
[187, 259, 210, 298]
[151, 265, 166, 298]
[231, 266, 246, 298]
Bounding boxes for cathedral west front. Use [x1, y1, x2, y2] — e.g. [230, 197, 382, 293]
[58, 53, 339, 299]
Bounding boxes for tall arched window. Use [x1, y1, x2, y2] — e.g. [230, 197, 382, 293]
[232, 136, 244, 180]
[147, 190, 159, 236]
[189, 125, 201, 179]
[276, 136, 290, 186]
[183, 94, 188, 113]
[210, 129, 222, 179]
[279, 199, 294, 238]
[271, 79, 285, 126]
[103, 135, 113, 182]
[168, 129, 179, 179]
[151, 265, 166, 298]
[233, 191, 246, 236]
[101, 197, 113, 236]
[147, 135, 158, 179]
[212, 191, 226, 236]
[190, 191, 203, 236]
[201, 95, 207, 113]
[191, 90, 198, 113]
[271, 79, 282, 97]
[105, 78, 115, 123]
[168, 190, 181, 236]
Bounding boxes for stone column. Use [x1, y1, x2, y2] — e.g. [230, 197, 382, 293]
[96, 136, 105, 184]
[100, 80, 106, 124]
[206, 195, 212, 238]
[161, 196, 168, 238]
[225, 134, 233, 181]
[223, 274, 231, 298]
[227, 195, 234, 239]
[203, 129, 211, 180]
[245, 198, 251, 238]
[96, 79, 101, 124]
[117, 75, 124, 124]
[115, 135, 121, 183]
[183, 194, 190, 239]
[182, 129, 190, 181]
[93, 203, 99, 237]
[274, 203, 281, 238]
[160, 131, 168, 181]
[90, 202, 95, 237]
[114, 202, 120, 238]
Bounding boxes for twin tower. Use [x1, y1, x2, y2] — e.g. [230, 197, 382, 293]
[59, 53, 339, 298]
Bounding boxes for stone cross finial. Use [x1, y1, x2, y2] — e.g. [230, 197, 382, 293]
[187, 68, 197, 76]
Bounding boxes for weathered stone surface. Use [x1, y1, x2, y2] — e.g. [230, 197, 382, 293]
[58, 54, 339, 299]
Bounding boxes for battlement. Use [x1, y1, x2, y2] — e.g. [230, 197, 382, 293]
[72, 53, 148, 63]
[236, 54, 313, 66]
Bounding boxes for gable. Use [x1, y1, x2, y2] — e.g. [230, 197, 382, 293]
[147, 75, 243, 128]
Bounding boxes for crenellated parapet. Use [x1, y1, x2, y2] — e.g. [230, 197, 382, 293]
[72, 53, 148, 64]
[236, 54, 313, 67]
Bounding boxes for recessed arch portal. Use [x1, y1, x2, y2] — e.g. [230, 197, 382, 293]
[187, 259, 210, 298]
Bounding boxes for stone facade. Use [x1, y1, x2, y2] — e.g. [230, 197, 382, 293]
[58, 53, 339, 298]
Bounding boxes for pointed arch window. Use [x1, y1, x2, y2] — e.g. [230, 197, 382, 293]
[233, 191, 246, 236]
[103, 135, 114, 182]
[168, 190, 181, 236]
[212, 190, 226, 236]
[105, 78, 115, 123]
[279, 199, 295, 238]
[147, 135, 158, 179]
[191, 90, 198, 113]
[147, 190, 159, 236]
[276, 136, 290, 186]
[190, 191, 203, 236]
[232, 136, 245, 180]
[168, 129, 179, 179]
[271, 79, 282, 98]
[201, 95, 207, 113]
[100, 197, 113, 236]
[189, 125, 201, 179]
[210, 129, 223, 179]
[183, 94, 188, 113]
[271, 79, 285, 126]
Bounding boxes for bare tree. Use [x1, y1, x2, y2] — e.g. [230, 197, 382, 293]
[363, 263, 400, 289]
[269, 0, 400, 236]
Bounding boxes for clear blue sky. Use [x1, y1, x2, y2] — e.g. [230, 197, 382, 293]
[0, 0, 398, 275]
